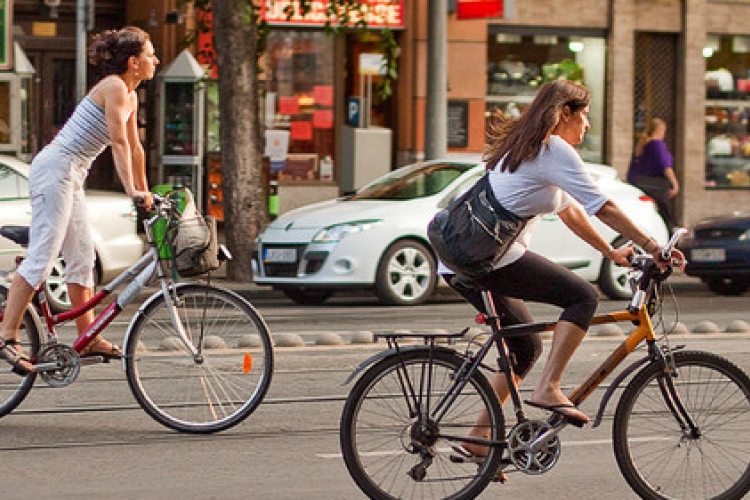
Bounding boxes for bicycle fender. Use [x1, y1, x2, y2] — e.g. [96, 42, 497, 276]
[342, 345, 458, 386]
[592, 355, 651, 428]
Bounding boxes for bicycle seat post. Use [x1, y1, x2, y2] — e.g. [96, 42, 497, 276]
[481, 289, 527, 422]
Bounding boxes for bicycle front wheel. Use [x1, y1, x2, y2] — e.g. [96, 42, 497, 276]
[340, 347, 504, 500]
[613, 350, 750, 500]
[0, 284, 40, 417]
[125, 284, 274, 433]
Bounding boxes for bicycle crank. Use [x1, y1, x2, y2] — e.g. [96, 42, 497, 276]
[507, 419, 561, 475]
[36, 344, 81, 387]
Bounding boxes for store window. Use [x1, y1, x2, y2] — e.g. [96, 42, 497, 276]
[704, 34, 750, 189]
[265, 30, 335, 181]
[486, 29, 606, 163]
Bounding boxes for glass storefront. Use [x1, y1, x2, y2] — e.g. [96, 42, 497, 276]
[265, 30, 335, 181]
[486, 29, 606, 163]
[704, 34, 750, 189]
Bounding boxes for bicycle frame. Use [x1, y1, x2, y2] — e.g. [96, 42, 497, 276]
[354, 263, 691, 450]
[0, 207, 200, 369]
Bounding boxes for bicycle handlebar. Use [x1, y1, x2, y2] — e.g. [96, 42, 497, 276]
[627, 227, 688, 313]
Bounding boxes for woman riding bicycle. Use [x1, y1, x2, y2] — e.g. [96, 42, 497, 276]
[0, 27, 158, 375]
[448, 80, 685, 458]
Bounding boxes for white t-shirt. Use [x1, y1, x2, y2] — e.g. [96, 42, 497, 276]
[487, 135, 608, 268]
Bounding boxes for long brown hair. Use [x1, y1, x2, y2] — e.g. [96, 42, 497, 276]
[484, 80, 591, 173]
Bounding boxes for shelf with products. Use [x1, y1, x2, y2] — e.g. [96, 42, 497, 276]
[485, 94, 536, 118]
[163, 82, 197, 156]
[705, 101, 750, 188]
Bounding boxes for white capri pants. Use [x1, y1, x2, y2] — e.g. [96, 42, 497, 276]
[17, 145, 96, 289]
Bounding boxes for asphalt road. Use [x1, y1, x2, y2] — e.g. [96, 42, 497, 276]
[1, 276, 749, 499]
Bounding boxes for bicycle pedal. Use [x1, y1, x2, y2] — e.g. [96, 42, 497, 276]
[79, 355, 108, 365]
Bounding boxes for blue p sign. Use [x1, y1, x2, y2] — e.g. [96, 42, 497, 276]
[347, 96, 361, 127]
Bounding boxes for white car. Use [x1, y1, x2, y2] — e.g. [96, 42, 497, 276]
[252, 157, 669, 305]
[0, 154, 144, 311]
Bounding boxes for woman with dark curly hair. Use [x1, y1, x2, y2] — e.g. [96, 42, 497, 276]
[0, 27, 159, 374]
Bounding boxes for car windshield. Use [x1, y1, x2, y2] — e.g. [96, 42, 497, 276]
[351, 162, 477, 200]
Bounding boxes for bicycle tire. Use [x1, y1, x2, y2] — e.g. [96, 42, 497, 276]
[613, 350, 750, 500]
[124, 284, 274, 433]
[0, 284, 40, 417]
[340, 347, 504, 500]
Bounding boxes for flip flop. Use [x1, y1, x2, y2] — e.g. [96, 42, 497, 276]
[450, 444, 508, 483]
[0, 338, 33, 376]
[80, 338, 123, 361]
[524, 400, 589, 428]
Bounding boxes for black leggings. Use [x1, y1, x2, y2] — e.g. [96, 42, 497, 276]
[445, 251, 599, 378]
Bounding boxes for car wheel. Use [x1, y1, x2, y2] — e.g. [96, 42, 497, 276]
[374, 240, 437, 306]
[597, 237, 632, 300]
[705, 277, 750, 296]
[282, 288, 334, 305]
[43, 258, 71, 313]
[36, 257, 101, 313]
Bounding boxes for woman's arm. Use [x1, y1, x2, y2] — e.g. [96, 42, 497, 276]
[104, 81, 151, 206]
[126, 93, 148, 193]
[664, 167, 679, 198]
[595, 199, 685, 266]
[558, 202, 632, 265]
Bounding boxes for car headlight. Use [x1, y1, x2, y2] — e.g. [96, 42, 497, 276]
[740, 228, 750, 241]
[312, 220, 382, 243]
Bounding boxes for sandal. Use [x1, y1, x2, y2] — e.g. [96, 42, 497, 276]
[450, 444, 509, 483]
[80, 337, 123, 361]
[0, 338, 33, 376]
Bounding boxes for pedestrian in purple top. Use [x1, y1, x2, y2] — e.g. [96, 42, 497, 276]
[627, 117, 680, 232]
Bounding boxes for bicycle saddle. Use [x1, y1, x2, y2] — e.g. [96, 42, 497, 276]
[0, 226, 30, 246]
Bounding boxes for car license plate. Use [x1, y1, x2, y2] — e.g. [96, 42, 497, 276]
[691, 248, 726, 262]
[264, 248, 297, 263]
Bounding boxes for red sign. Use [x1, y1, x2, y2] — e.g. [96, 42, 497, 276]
[456, 0, 503, 19]
[262, 0, 405, 29]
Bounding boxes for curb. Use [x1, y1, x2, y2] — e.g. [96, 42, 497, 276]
[268, 321, 750, 348]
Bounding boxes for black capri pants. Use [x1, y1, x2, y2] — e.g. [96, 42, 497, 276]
[444, 251, 599, 378]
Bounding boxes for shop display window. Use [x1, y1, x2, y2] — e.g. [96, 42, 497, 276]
[265, 30, 335, 181]
[486, 31, 606, 163]
[163, 82, 196, 156]
[704, 34, 750, 189]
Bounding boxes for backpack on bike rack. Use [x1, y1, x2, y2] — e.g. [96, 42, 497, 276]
[428, 173, 528, 280]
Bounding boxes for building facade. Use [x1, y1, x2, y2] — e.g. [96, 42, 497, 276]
[401, 0, 750, 227]
[7, 0, 750, 227]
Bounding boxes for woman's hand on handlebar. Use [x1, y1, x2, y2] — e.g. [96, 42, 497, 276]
[132, 190, 154, 211]
[652, 245, 687, 271]
[610, 242, 635, 266]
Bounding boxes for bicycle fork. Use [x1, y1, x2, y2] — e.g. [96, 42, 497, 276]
[653, 347, 701, 438]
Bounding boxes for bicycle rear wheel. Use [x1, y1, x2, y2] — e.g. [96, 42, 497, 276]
[613, 350, 750, 500]
[0, 284, 40, 417]
[124, 284, 273, 433]
[340, 347, 504, 500]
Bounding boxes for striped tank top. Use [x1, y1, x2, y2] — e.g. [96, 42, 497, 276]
[54, 96, 110, 164]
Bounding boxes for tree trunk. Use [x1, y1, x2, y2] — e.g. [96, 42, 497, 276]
[212, 0, 265, 281]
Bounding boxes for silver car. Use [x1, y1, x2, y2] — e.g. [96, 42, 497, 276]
[0, 154, 144, 311]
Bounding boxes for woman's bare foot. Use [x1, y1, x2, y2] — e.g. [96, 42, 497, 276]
[80, 337, 123, 360]
[527, 387, 589, 424]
